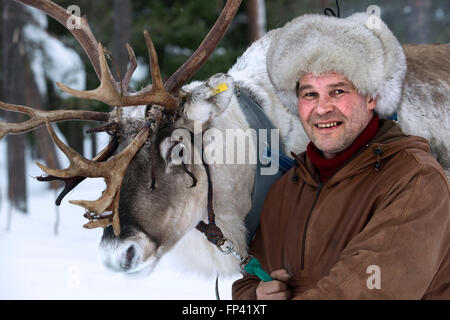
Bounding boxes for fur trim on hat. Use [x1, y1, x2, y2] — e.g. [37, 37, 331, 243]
[267, 13, 407, 118]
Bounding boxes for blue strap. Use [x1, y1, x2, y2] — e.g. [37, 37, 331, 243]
[389, 113, 398, 122]
[236, 89, 293, 283]
[263, 146, 295, 173]
[243, 257, 273, 282]
[236, 89, 284, 246]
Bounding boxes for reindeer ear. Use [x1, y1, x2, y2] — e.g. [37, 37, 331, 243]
[204, 73, 234, 101]
[181, 73, 234, 123]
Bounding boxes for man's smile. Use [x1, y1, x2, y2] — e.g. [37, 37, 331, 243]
[314, 121, 343, 130]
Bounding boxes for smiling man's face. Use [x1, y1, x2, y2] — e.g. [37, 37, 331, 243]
[297, 72, 377, 159]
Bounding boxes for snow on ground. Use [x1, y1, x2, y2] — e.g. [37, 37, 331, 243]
[0, 138, 240, 300]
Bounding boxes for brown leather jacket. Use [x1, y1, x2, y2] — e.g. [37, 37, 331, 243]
[232, 120, 450, 299]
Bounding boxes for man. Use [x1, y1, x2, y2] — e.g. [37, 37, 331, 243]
[232, 13, 449, 299]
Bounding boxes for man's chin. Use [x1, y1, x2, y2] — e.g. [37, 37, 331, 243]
[311, 140, 347, 158]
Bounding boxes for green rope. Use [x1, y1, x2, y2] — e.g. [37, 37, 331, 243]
[243, 257, 272, 282]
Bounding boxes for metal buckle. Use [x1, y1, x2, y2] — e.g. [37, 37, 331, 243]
[216, 237, 234, 254]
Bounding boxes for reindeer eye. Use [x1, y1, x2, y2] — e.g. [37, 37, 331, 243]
[162, 129, 192, 166]
[164, 141, 184, 166]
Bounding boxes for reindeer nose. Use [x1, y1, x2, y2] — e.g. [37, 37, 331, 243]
[121, 245, 135, 270]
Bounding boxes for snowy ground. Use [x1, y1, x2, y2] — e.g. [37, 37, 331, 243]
[0, 135, 240, 300]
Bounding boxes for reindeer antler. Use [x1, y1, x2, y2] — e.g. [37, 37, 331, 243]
[165, 0, 243, 94]
[16, 0, 243, 101]
[37, 121, 150, 236]
[56, 31, 179, 111]
[0, 101, 110, 139]
[36, 130, 120, 206]
[1, 0, 243, 235]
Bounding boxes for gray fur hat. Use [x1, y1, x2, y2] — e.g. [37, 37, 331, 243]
[267, 12, 407, 118]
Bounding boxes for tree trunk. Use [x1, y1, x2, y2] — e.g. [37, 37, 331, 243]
[112, 0, 132, 82]
[2, 0, 28, 213]
[24, 64, 62, 235]
[65, 122, 85, 156]
[247, 0, 266, 43]
[89, 130, 97, 157]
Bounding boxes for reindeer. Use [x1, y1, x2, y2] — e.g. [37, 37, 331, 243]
[0, 0, 449, 282]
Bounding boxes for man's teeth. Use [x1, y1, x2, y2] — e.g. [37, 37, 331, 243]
[317, 122, 339, 128]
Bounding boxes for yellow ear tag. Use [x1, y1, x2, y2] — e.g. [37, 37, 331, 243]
[212, 83, 229, 96]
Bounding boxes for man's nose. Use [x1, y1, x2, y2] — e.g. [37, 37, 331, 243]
[315, 95, 334, 115]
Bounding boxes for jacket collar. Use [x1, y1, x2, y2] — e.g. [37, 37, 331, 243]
[292, 119, 430, 186]
[307, 114, 380, 182]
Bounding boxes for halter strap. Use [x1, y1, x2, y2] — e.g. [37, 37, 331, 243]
[195, 158, 226, 246]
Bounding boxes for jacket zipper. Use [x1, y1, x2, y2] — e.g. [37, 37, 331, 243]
[300, 143, 374, 272]
[300, 182, 323, 271]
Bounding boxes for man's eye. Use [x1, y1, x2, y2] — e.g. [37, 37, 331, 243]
[303, 92, 318, 98]
[332, 89, 345, 95]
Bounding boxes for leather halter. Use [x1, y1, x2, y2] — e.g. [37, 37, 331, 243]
[195, 157, 226, 246]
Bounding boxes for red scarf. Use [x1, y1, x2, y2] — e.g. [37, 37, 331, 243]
[307, 114, 379, 182]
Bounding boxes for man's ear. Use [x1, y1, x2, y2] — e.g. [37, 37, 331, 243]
[181, 73, 234, 123]
[367, 95, 378, 112]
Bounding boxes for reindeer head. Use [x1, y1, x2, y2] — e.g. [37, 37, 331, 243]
[100, 73, 241, 276]
[0, 0, 243, 276]
[98, 110, 205, 275]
